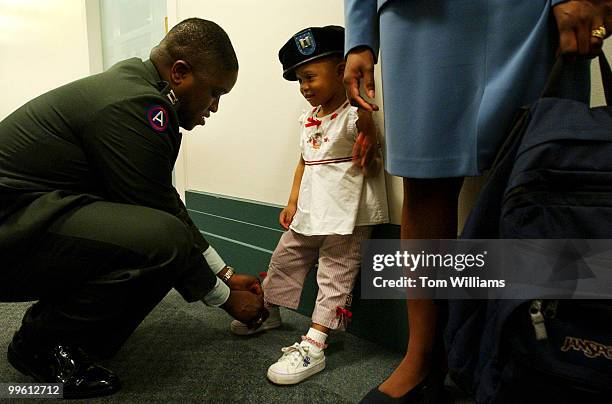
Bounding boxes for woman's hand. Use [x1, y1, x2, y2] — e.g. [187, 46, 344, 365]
[553, 0, 612, 57]
[344, 47, 379, 111]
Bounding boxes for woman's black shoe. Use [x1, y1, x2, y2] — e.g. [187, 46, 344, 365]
[359, 378, 427, 403]
[7, 331, 121, 399]
[359, 371, 447, 404]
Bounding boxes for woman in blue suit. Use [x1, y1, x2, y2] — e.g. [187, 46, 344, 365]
[344, 0, 610, 401]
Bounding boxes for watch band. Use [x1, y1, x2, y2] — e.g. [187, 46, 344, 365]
[221, 266, 235, 284]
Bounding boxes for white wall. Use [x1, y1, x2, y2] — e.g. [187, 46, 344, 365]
[173, 0, 403, 222]
[0, 0, 96, 120]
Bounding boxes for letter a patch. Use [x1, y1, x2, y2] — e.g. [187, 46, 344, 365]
[147, 105, 168, 132]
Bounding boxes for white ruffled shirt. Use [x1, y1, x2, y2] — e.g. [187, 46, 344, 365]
[290, 102, 389, 236]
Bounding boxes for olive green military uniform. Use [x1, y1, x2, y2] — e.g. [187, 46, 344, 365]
[0, 58, 216, 357]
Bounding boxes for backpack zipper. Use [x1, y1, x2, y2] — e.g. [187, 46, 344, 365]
[504, 187, 612, 210]
[529, 299, 561, 341]
[529, 299, 548, 340]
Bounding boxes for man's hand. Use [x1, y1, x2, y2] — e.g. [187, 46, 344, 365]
[344, 47, 379, 112]
[227, 273, 263, 295]
[221, 289, 269, 329]
[279, 204, 297, 230]
[553, 0, 612, 57]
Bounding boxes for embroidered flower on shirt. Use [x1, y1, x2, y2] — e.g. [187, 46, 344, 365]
[307, 133, 324, 150]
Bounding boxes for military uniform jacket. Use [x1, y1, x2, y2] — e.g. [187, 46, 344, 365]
[0, 58, 215, 299]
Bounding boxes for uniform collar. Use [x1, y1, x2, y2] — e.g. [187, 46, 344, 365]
[143, 59, 180, 109]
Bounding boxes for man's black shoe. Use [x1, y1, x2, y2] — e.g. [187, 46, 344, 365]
[7, 332, 121, 399]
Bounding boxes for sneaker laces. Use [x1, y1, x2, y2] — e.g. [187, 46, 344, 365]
[279, 343, 309, 367]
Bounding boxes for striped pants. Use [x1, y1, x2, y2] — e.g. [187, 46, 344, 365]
[262, 226, 372, 330]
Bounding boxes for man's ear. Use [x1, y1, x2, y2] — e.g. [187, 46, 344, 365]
[336, 61, 346, 78]
[169, 60, 193, 85]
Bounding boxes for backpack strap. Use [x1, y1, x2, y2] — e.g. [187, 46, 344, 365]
[543, 53, 611, 105]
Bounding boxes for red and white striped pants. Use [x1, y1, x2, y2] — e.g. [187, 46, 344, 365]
[262, 226, 372, 330]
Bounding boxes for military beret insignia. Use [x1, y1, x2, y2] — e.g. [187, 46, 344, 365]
[294, 29, 316, 56]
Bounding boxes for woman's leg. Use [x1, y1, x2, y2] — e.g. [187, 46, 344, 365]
[379, 177, 464, 397]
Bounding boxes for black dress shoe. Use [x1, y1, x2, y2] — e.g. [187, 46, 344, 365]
[7, 332, 121, 399]
[359, 379, 426, 404]
[359, 373, 447, 404]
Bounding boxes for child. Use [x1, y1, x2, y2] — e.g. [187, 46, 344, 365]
[231, 25, 389, 385]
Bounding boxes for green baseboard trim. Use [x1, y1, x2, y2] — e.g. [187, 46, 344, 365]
[186, 190, 407, 352]
[186, 191, 284, 230]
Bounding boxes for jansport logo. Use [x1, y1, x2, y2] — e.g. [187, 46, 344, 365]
[560, 336, 612, 360]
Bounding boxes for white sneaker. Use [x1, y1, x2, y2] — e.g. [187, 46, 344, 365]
[266, 342, 326, 385]
[230, 306, 281, 336]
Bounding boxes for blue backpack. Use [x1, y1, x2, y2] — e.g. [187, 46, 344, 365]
[446, 55, 612, 403]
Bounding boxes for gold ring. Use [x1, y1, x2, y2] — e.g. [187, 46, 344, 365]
[592, 26, 607, 39]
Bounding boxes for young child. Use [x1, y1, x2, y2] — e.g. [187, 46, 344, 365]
[231, 25, 389, 385]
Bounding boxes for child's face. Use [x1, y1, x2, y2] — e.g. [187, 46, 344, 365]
[294, 58, 344, 109]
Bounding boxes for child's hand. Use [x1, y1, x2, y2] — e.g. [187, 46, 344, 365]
[353, 109, 381, 176]
[279, 204, 297, 230]
[353, 133, 382, 177]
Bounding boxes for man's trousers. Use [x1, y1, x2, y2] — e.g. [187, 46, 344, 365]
[0, 201, 212, 358]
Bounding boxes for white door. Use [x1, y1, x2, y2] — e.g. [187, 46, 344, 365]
[100, 0, 166, 70]
[99, 0, 181, 187]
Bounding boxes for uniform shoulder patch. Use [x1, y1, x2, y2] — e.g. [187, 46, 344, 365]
[147, 105, 168, 132]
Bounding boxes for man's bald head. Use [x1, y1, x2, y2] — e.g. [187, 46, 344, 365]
[151, 18, 238, 74]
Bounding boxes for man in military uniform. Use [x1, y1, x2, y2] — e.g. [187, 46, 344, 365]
[0, 18, 267, 398]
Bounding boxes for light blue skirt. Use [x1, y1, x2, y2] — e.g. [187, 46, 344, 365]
[380, 0, 586, 178]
